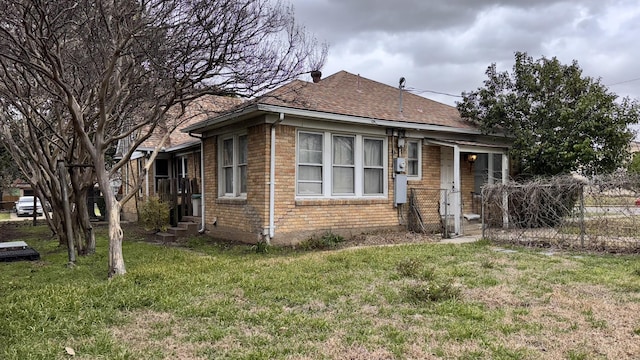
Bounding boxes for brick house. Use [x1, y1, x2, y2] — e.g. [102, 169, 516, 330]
[181, 71, 510, 245]
[118, 95, 242, 221]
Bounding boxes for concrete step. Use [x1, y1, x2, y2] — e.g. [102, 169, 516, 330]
[177, 221, 199, 236]
[180, 215, 200, 223]
[167, 226, 187, 236]
[155, 232, 176, 243]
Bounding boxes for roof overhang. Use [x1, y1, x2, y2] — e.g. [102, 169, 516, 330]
[425, 138, 509, 154]
[182, 103, 485, 136]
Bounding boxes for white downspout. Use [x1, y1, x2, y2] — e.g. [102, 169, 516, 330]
[269, 113, 285, 240]
[453, 145, 461, 235]
[199, 139, 205, 232]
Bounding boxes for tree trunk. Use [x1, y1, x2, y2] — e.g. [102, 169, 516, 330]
[106, 193, 125, 277]
[95, 169, 125, 277]
[58, 160, 76, 266]
[73, 187, 95, 255]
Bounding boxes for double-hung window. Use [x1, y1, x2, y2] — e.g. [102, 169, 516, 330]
[176, 156, 188, 192]
[298, 132, 323, 195]
[220, 134, 247, 197]
[407, 140, 421, 178]
[297, 130, 386, 198]
[364, 138, 384, 194]
[332, 135, 355, 194]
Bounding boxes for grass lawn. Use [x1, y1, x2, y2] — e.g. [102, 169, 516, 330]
[1, 223, 639, 359]
[0, 212, 11, 220]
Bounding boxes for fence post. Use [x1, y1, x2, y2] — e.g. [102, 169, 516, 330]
[580, 185, 585, 248]
[444, 189, 449, 239]
[481, 191, 485, 239]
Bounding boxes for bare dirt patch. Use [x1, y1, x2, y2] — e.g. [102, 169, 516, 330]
[465, 284, 640, 359]
[348, 230, 439, 247]
[111, 310, 205, 360]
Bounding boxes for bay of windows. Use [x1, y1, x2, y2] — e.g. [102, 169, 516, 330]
[297, 131, 386, 197]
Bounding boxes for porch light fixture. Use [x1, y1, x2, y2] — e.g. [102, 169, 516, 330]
[466, 154, 477, 170]
[467, 154, 478, 163]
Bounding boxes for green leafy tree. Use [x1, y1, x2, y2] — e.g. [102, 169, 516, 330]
[457, 51, 640, 177]
[628, 152, 640, 174]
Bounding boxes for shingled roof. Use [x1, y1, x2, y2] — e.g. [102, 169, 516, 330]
[258, 70, 474, 130]
[140, 95, 243, 150]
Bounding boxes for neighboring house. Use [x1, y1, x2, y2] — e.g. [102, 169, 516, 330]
[0, 179, 33, 210]
[182, 71, 510, 245]
[118, 95, 242, 221]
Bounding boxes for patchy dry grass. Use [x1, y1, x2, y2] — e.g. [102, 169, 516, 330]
[1, 222, 639, 359]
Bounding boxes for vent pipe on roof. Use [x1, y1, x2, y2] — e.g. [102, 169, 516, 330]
[399, 77, 406, 114]
[311, 70, 322, 83]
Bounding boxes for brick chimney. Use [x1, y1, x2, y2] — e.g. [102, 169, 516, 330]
[310, 70, 322, 83]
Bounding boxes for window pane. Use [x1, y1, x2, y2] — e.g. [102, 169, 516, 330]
[364, 168, 383, 194]
[299, 165, 322, 181]
[364, 139, 383, 167]
[333, 167, 354, 194]
[299, 133, 323, 164]
[407, 141, 419, 176]
[156, 159, 169, 176]
[238, 135, 248, 164]
[239, 165, 247, 193]
[223, 138, 233, 166]
[224, 168, 233, 194]
[300, 149, 323, 164]
[408, 161, 418, 176]
[333, 136, 354, 165]
[408, 142, 418, 159]
[298, 182, 322, 195]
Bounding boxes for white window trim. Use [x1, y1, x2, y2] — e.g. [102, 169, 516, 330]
[407, 139, 422, 180]
[296, 129, 388, 199]
[297, 131, 324, 195]
[363, 137, 385, 195]
[218, 133, 247, 198]
[177, 156, 188, 179]
[176, 155, 188, 193]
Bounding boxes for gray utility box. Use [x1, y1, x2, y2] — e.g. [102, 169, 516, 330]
[394, 174, 407, 206]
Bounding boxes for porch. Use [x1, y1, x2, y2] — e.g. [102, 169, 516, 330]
[411, 139, 509, 237]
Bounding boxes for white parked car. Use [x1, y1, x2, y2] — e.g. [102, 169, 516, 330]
[15, 196, 44, 217]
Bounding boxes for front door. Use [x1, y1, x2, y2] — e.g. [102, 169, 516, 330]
[439, 147, 458, 216]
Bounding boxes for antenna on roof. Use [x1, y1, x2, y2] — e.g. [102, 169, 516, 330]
[399, 77, 406, 114]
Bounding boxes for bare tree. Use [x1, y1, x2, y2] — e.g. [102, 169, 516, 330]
[0, 0, 326, 277]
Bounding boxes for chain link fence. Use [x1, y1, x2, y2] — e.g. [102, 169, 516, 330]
[408, 188, 455, 238]
[482, 174, 640, 253]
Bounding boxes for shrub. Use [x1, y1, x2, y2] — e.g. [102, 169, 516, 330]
[403, 278, 461, 303]
[396, 258, 459, 303]
[252, 240, 270, 254]
[138, 196, 170, 233]
[299, 231, 345, 250]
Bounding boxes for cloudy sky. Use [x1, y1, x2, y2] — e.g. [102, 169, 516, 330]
[291, 0, 640, 107]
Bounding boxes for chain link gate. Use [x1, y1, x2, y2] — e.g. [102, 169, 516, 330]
[408, 188, 453, 238]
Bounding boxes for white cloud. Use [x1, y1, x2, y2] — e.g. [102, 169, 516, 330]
[292, 0, 640, 107]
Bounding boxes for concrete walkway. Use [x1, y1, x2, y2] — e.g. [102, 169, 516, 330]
[439, 235, 482, 244]
[0, 211, 48, 222]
